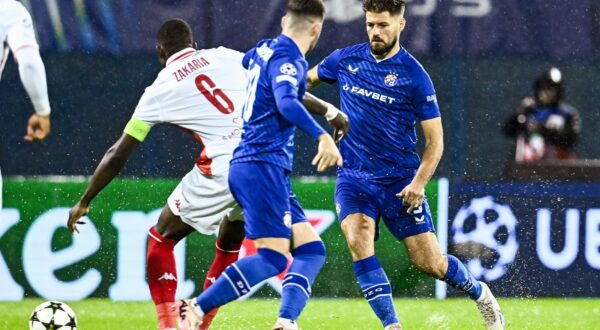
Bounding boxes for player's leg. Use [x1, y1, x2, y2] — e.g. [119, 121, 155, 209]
[275, 195, 326, 330]
[148, 204, 195, 330]
[203, 214, 244, 290]
[336, 177, 400, 329]
[403, 232, 504, 329]
[200, 212, 244, 330]
[384, 175, 504, 330]
[182, 162, 292, 328]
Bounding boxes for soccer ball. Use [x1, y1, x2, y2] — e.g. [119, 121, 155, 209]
[29, 301, 77, 330]
[451, 196, 519, 282]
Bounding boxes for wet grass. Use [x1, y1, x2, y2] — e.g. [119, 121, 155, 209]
[2, 297, 599, 329]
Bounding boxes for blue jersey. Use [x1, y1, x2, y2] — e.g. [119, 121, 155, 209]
[232, 34, 324, 171]
[318, 43, 440, 181]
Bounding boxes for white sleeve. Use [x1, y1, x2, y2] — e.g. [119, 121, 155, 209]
[13, 48, 50, 115]
[132, 88, 162, 126]
[7, 4, 50, 116]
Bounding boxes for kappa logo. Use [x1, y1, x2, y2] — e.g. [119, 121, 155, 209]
[206, 276, 216, 284]
[348, 65, 359, 74]
[157, 272, 177, 281]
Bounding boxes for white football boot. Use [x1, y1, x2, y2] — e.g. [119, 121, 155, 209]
[272, 318, 299, 330]
[174, 299, 204, 330]
[476, 282, 505, 330]
[384, 323, 403, 330]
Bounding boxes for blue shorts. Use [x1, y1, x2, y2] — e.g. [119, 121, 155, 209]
[229, 162, 307, 239]
[335, 176, 435, 241]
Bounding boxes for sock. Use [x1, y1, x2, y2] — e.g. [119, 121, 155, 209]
[203, 240, 242, 290]
[279, 241, 326, 321]
[200, 240, 241, 330]
[147, 227, 178, 330]
[196, 248, 288, 313]
[354, 256, 399, 327]
[443, 255, 483, 300]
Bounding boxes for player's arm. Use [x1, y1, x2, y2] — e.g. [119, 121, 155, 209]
[303, 92, 349, 142]
[7, 10, 52, 141]
[307, 48, 343, 91]
[398, 118, 443, 213]
[270, 59, 342, 171]
[306, 66, 322, 90]
[398, 68, 443, 213]
[68, 132, 142, 233]
[68, 90, 158, 233]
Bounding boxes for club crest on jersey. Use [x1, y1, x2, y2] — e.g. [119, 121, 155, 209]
[384, 72, 398, 87]
[280, 63, 298, 76]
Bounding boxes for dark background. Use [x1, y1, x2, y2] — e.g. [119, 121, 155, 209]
[2, 0, 600, 181]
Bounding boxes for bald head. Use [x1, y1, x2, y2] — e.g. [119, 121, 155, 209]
[156, 19, 195, 67]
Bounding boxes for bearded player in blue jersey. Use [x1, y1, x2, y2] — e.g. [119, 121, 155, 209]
[306, 1, 504, 329]
[179, 1, 342, 329]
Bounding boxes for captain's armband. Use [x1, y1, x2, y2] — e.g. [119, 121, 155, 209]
[123, 117, 151, 142]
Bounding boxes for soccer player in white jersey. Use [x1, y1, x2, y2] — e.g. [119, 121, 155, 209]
[0, 0, 52, 210]
[67, 19, 347, 330]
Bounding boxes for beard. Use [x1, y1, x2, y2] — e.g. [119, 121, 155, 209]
[370, 36, 397, 58]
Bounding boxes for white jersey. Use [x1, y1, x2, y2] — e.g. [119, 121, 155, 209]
[126, 47, 248, 175]
[0, 0, 39, 79]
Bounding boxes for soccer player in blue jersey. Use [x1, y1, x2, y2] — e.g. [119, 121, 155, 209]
[180, 1, 342, 329]
[306, 1, 504, 329]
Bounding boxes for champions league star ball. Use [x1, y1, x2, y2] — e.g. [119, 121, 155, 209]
[29, 301, 77, 330]
[451, 196, 519, 282]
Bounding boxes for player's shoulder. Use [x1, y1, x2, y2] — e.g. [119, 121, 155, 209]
[397, 48, 432, 85]
[338, 42, 370, 58]
[398, 48, 428, 73]
[202, 46, 244, 60]
[1, 0, 31, 21]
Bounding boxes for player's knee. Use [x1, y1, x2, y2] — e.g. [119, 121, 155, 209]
[218, 218, 245, 246]
[413, 256, 446, 279]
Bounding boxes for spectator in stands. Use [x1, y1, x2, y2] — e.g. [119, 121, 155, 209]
[503, 67, 581, 163]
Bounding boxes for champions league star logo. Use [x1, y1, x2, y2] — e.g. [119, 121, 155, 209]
[451, 196, 519, 282]
[384, 72, 398, 87]
[237, 210, 335, 298]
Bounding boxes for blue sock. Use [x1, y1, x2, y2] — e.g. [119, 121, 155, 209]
[197, 248, 288, 313]
[279, 241, 326, 321]
[443, 255, 482, 300]
[354, 256, 399, 327]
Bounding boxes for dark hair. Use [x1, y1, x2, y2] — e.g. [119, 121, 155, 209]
[287, 0, 326, 19]
[156, 18, 194, 50]
[363, 0, 406, 16]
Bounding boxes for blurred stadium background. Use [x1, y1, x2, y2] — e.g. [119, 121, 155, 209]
[1, 0, 600, 329]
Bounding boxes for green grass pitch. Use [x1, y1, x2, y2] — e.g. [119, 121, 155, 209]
[3, 298, 599, 329]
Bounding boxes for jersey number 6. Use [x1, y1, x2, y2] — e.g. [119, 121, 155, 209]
[195, 74, 235, 114]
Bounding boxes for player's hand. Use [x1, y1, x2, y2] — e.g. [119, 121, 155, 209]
[396, 181, 425, 214]
[328, 111, 349, 143]
[312, 134, 343, 172]
[68, 202, 89, 233]
[24, 114, 51, 142]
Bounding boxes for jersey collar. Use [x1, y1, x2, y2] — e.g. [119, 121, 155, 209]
[166, 47, 196, 66]
[370, 46, 407, 63]
[278, 34, 305, 59]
